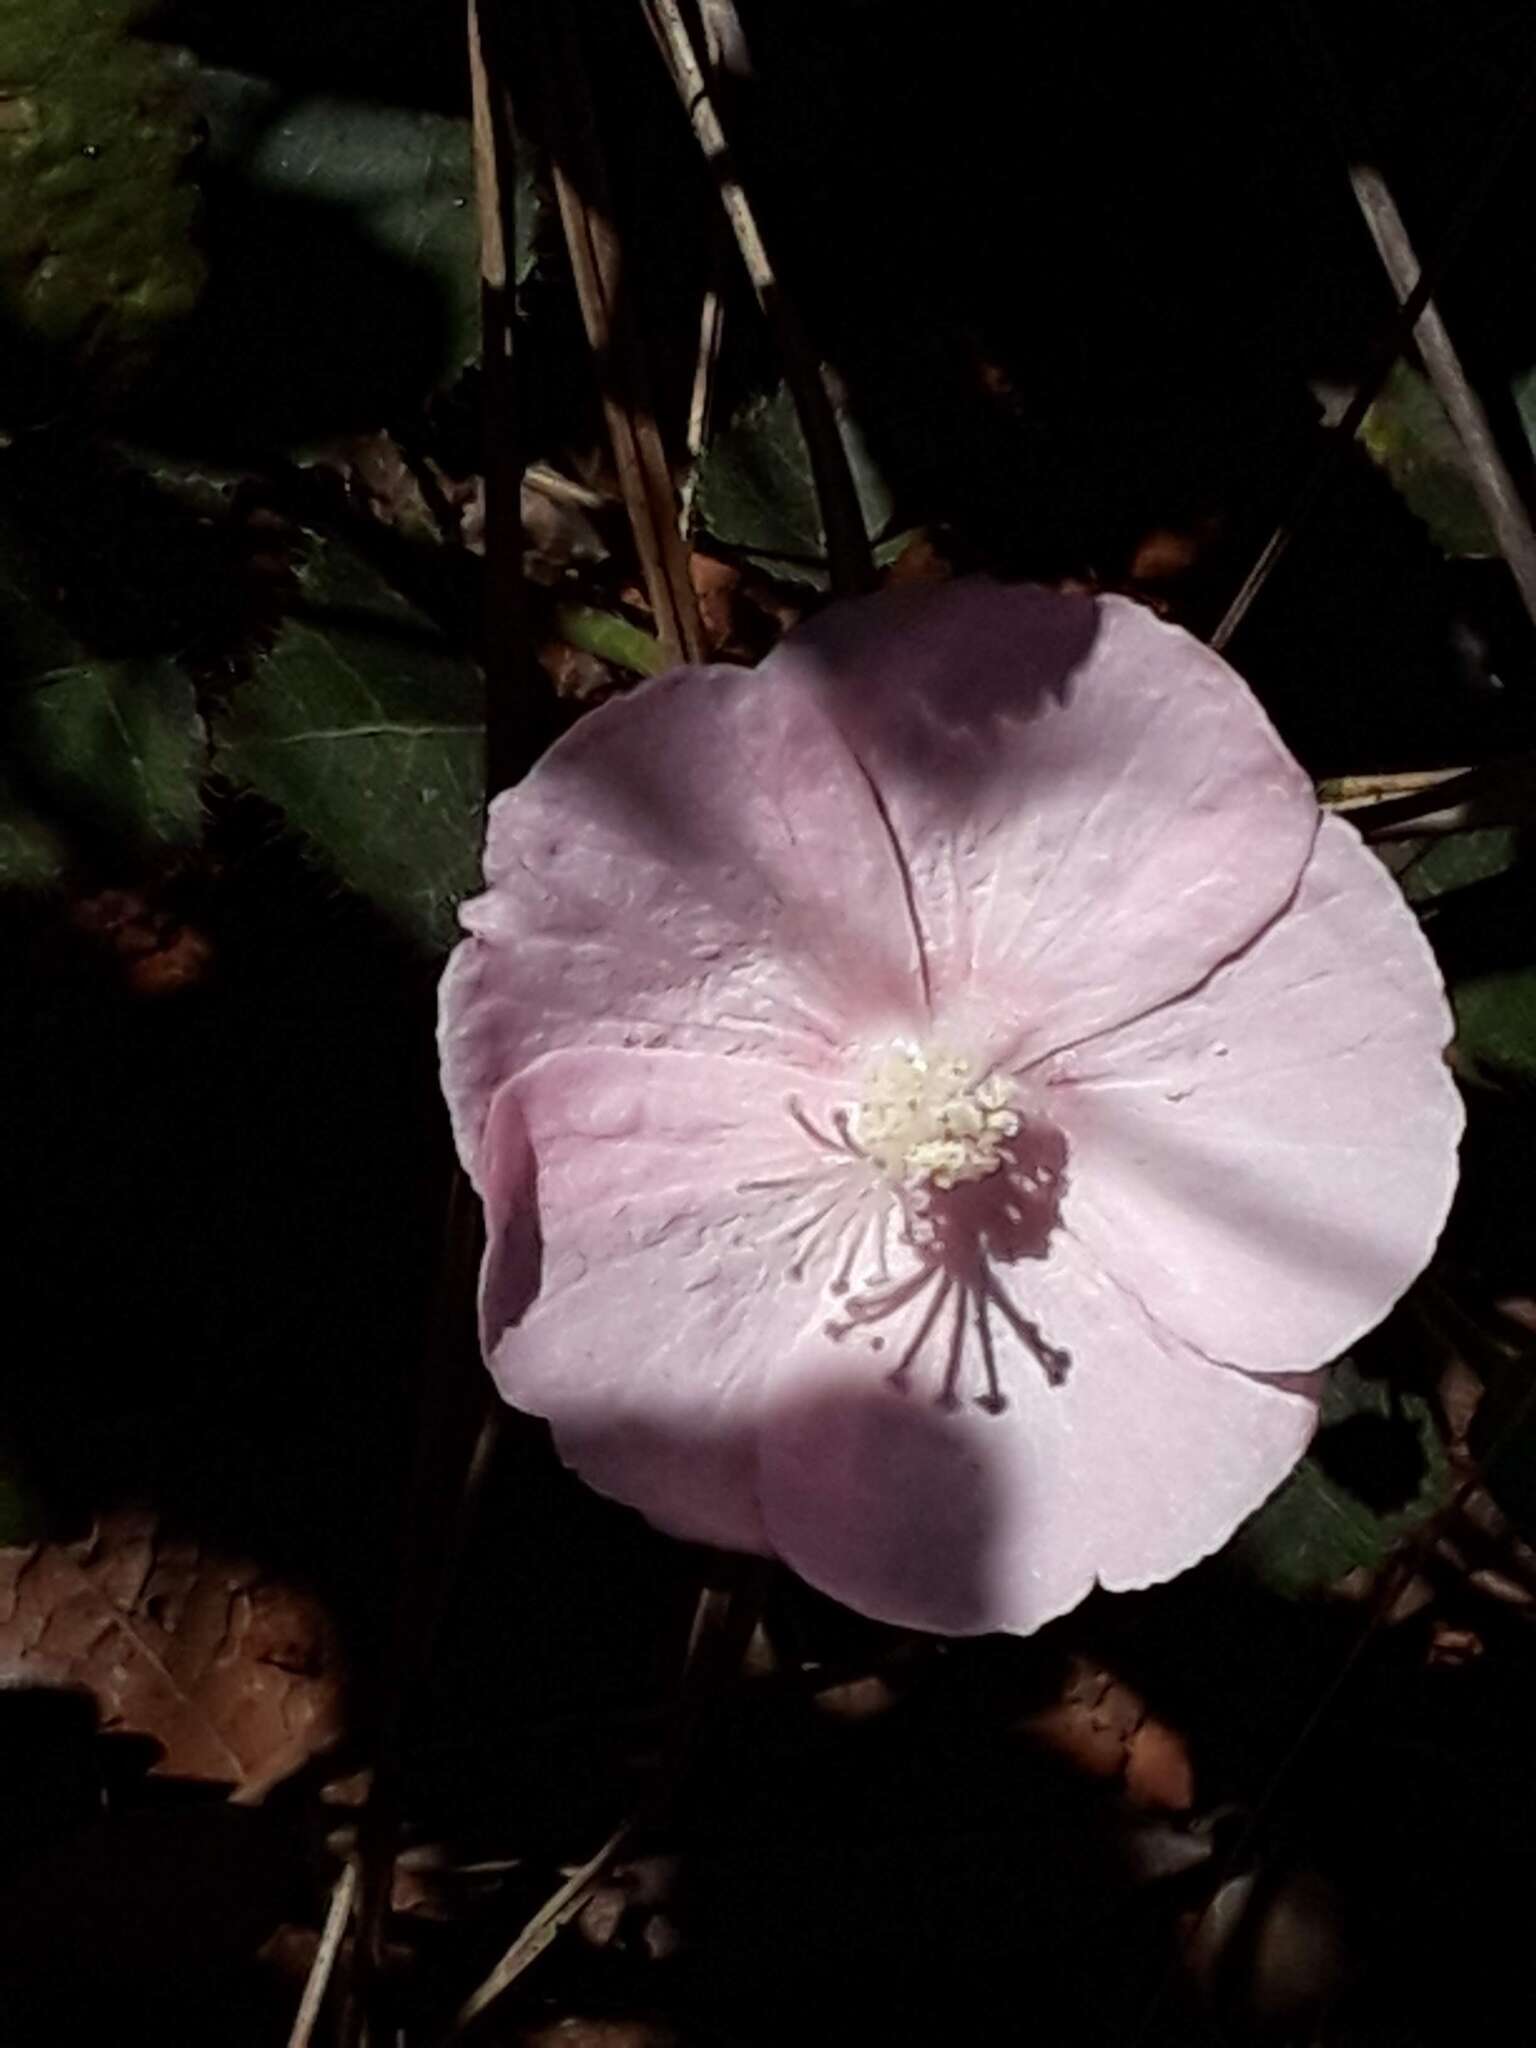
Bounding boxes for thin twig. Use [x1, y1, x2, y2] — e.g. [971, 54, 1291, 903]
[337, 26, 543, 2031]
[338, 23, 535, 2041]
[678, 0, 745, 536]
[469, 0, 546, 795]
[525, 462, 611, 512]
[1350, 163, 1536, 631]
[698, 0, 752, 81]
[1212, 19, 1536, 651]
[288, 1862, 360, 2048]
[341, 1174, 499, 2048]
[552, 600, 667, 676]
[542, 4, 705, 665]
[442, 1559, 772, 2039]
[680, 283, 726, 538]
[1284, 0, 1536, 635]
[1211, 257, 1443, 653]
[641, 0, 876, 595]
[447, 1815, 634, 2038]
[1320, 751, 1536, 836]
[1321, 767, 1471, 808]
[468, 0, 507, 298]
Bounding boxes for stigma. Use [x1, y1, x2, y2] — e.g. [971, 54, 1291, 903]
[851, 1043, 1020, 1191]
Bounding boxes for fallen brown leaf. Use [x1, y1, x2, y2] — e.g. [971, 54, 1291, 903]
[126, 924, 214, 997]
[1128, 515, 1223, 585]
[519, 480, 608, 583]
[331, 429, 448, 546]
[811, 1673, 896, 1723]
[1427, 1621, 1484, 1665]
[1017, 1655, 1194, 1809]
[70, 890, 214, 997]
[1125, 1714, 1195, 1810]
[881, 531, 952, 586]
[688, 550, 741, 652]
[0, 1510, 342, 1797]
[538, 639, 619, 702]
[576, 1883, 628, 1948]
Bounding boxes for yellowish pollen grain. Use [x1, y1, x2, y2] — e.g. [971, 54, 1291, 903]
[852, 1044, 1020, 1190]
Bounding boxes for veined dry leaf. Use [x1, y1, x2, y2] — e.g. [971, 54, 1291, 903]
[0, 1510, 341, 1797]
[1017, 1655, 1193, 1809]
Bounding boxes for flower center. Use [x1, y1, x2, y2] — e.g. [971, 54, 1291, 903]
[851, 1043, 1020, 1191]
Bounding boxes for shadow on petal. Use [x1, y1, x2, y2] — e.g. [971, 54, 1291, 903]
[780, 579, 1105, 798]
[753, 1368, 1007, 1636]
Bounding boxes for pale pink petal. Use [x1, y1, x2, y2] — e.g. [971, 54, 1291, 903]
[761, 581, 1318, 1070]
[439, 663, 927, 1183]
[756, 1230, 1318, 1635]
[478, 1046, 876, 1553]
[1046, 816, 1462, 1373]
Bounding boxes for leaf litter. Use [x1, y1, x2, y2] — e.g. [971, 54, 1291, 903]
[0, 1509, 341, 1796]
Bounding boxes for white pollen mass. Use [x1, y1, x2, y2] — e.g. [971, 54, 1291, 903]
[852, 1043, 1020, 1190]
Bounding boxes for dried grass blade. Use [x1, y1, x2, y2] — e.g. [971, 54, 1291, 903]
[1213, 14, 1536, 651]
[543, 9, 705, 665]
[287, 1861, 360, 2048]
[641, 0, 876, 596]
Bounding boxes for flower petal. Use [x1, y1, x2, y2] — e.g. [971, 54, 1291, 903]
[478, 1046, 872, 1553]
[756, 1231, 1317, 1636]
[440, 664, 927, 1183]
[1048, 816, 1462, 1373]
[762, 581, 1318, 1068]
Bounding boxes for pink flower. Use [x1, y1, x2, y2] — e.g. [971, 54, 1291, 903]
[439, 581, 1461, 1635]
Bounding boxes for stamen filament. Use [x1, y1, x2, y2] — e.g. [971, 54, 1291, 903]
[831, 1214, 870, 1297]
[830, 1260, 935, 1332]
[972, 1286, 1007, 1414]
[938, 1284, 968, 1410]
[887, 1273, 952, 1393]
[786, 1096, 843, 1153]
[980, 1269, 1071, 1386]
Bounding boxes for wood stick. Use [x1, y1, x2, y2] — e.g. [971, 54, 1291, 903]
[641, 0, 876, 595]
[543, 5, 705, 664]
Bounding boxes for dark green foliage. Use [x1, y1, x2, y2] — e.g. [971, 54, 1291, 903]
[1234, 1356, 1449, 1597]
[696, 381, 906, 586]
[211, 533, 483, 953]
[0, 508, 203, 886]
[0, 0, 205, 418]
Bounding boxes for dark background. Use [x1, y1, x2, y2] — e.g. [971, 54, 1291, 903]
[3, 2, 1536, 2042]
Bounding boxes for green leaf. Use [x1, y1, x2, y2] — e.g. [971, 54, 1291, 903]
[1360, 362, 1494, 556]
[1452, 967, 1536, 1085]
[0, 776, 67, 888]
[1232, 1356, 1449, 1598]
[1397, 827, 1520, 906]
[695, 381, 903, 587]
[187, 69, 537, 438]
[6, 658, 203, 852]
[1360, 360, 1536, 560]
[212, 534, 484, 953]
[0, 0, 205, 417]
[0, 509, 204, 886]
